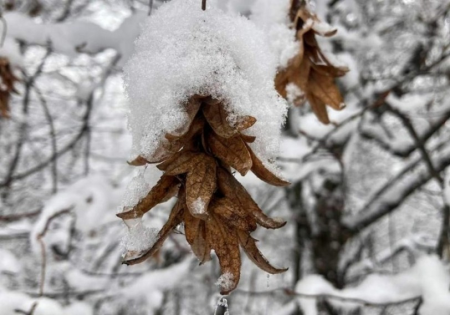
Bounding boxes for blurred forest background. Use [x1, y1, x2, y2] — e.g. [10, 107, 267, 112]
[1, 0, 450, 314]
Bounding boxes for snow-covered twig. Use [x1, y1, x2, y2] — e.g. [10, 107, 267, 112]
[344, 141, 450, 232]
[236, 287, 419, 307]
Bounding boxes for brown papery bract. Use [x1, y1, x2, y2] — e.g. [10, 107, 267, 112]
[118, 95, 288, 294]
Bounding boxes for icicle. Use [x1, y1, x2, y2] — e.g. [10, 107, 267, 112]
[214, 297, 230, 315]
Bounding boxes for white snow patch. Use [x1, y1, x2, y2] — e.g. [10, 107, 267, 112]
[0, 249, 22, 274]
[30, 175, 119, 253]
[65, 302, 94, 315]
[251, 0, 299, 68]
[312, 19, 337, 36]
[216, 272, 235, 292]
[3, 11, 146, 63]
[295, 255, 450, 315]
[121, 259, 191, 311]
[122, 217, 159, 254]
[124, 0, 287, 163]
[121, 169, 150, 209]
[286, 83, 305, 104]
[0, 290, 92, 315]
[444, 171, 450, 207]
[192, 197, 206, 215]
[0, 37, 23, 66]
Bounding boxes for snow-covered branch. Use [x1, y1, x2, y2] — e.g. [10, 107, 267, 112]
[295, 255, 450, 315]
[2, 11, 146, 64]
[344, 142, 450, 232]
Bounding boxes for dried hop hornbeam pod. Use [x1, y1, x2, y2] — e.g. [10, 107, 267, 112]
[119, 0, 289, 295]
[275, 0, 349, 124]
[119, 95, 289, 294]
[0, 57, 20, 119]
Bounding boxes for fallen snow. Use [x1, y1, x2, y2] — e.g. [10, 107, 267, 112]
[0, 37, 23, 66]
[30, 175, 119, 253]
[0, 248, 22, 274]
[121, 259, 192, 311]
[3, 11, 146, 64]
[295, 255, 450, 315]
[0, 291, 93, 315]
[64, 302, 94, 315]
[124, 0, 287, 163]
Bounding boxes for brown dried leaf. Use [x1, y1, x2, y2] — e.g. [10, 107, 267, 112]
[296, 7, 337, 37]
[309, 69, 344, 111]
[122, 197, 184, 265]
[147, 141, 178, 163]
[184, 209, 201, 245]
[127, 155, 149, 166]
[206, 214, 241, 295]
[165, 115, 205, 142]
[158, 151, 203, 175]
[292, 56, 311, 93]
[192, 221, 211, 264]
[246, 146, 290, 187]
[203, 96, 221, 105]
[202, 103, 237, 138]
[237, 230, 288, 274]
[0, 57, 19, 119]
[275, 2, 348, 125]
[184, 210, 211, 263]
[307, 92, 329, 124]
[311, 62, 348, 78]
[207, 132, 252, 176]
[117, 175, 179, 220]
[210, 198, 257, 232]
[240, 134, 256, 143]
[169, 97, 201, 137]
[217, 167, 286, 229]
[235, 116, 257, 131]
[185, 155, 216, 219]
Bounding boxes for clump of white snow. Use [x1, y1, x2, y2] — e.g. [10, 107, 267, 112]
[120, 169, 150, 209]
[3, 11, 146, 62]
[121, 259, 191, 312]
[191, 198, 206, 215]
[216, 272, 235, 292]
[0, 38, 23, 66]
[121, 218, 159, 255]
[30, 176, 119, 253]
[124, 0, 287, 163]
[251, 0, 299, 68]
[295, 255, 450, 315]
[0, 291, 93, 315]
[285, 83, 305, 104]
[0, 249, 22, 274]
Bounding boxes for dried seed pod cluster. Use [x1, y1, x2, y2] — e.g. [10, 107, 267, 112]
[275, 0, 349, 124]
[0, 57, 19, 119]
[118, 95, 289, 294]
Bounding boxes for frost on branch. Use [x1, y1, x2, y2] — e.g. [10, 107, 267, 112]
[119, 0, 288, 295]
[254, 0, 348, 124]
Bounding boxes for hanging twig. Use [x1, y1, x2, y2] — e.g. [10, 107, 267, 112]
[202, 0, 206, 11]
[148, 0, 153, 16]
